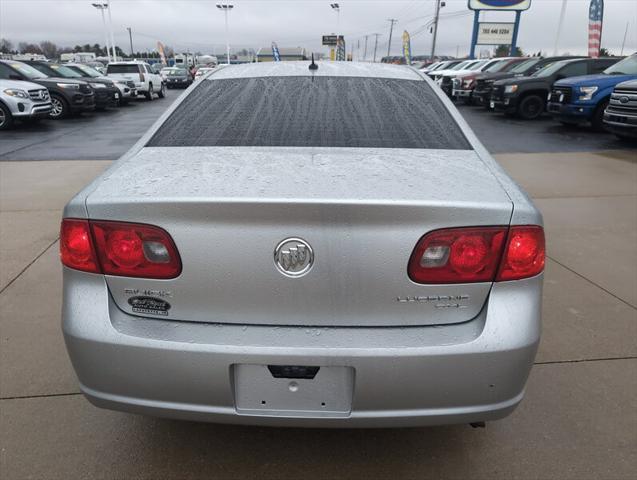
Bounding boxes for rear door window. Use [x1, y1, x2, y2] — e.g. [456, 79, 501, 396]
[148, 76, 470, 150]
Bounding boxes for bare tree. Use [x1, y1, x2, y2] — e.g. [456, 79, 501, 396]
[39, 40, 59, 59]
[0, 38, 14, 53]
[18, 42, 43, 54]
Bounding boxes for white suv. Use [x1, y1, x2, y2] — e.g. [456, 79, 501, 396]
[106, 61, 164, 101]
[0, 79, 52, 130]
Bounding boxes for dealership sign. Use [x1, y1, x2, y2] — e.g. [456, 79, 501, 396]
[469, 0, 531, 10]
[477, 22, 515, 44]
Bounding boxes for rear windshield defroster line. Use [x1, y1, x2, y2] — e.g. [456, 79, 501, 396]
[148, 76, 471, 150]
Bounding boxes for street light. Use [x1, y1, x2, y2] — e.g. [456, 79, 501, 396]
[91, 3, 111, 63]
[105, 0, 116, 61]
[216, 2, 234, 65]
[330, 3, 340, 34]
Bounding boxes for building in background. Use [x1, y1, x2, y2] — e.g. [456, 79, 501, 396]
[256, 47, 307, 62]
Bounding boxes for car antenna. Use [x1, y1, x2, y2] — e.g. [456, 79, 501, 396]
[309, 54, 318, 71]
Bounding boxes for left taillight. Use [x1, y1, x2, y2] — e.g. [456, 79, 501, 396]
[60, 219, 181, 279]
[60, 219, 100, 273]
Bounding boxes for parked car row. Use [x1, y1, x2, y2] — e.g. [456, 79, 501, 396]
[423, 54, 637, 139]
[0, 59, 165, 130]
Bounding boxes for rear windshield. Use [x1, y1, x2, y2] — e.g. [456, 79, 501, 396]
[107, 64, 140, 74]
[148, 76, 470, 150]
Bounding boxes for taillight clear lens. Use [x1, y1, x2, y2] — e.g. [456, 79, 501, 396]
[60, 219, 100, 273]
[90, 220, 181, 279]
[497, 226, 545, 281]
[408, 227, 508, 284]
[60, 219, 181, 279]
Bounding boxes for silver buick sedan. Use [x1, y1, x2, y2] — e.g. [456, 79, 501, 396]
[61, 61, 544, 428]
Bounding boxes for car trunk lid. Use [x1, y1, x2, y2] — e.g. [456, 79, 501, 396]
[86, 146, 513, 327]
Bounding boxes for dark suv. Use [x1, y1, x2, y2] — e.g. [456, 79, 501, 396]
[0, 60, 95, 118]
[24, 61, 118, 110]
[491, 57, 618, 119]
[473, 56, 585, 108]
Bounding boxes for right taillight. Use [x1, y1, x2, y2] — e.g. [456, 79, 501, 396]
[60, 219, 181, 279]
[408, 225, 545, 284]
[496, 225, 545, 281]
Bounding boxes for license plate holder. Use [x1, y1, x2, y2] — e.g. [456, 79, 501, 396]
[233, 364, 354, 417]
[490, 100, 495, 109]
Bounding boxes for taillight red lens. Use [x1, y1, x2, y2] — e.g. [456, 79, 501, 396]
[90, 220, 181, 279]
[497, 226, 545, 281]
[60, 219, 100, 273]
[60, 219, 181, 279]
[408, 227, 508, 284]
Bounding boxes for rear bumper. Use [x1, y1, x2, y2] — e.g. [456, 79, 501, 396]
[62, 268, 542, 428]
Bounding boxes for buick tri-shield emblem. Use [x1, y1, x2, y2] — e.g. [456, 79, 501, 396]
[274, 238, 314, 277]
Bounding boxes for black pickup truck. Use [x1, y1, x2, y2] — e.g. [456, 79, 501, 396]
[473, 56, 584, 108]
[491, 57, 618, 119]
[603, 79, 637, 140]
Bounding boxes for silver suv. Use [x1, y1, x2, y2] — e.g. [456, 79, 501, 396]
[0, 78, 52, 130]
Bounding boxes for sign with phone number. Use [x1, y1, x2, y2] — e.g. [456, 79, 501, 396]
[477, 22, 515, 45]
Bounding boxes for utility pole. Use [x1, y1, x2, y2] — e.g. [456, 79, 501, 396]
[387, 18, 397, 57]
[363, 35, 369, 61]
[126, 27, 133, 56]
[430, 0, 443, 61]
[553, 0, 568, 56]
[372, 33, 381, 62]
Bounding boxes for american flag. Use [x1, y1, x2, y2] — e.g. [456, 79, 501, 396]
[588, 0, 604, 58]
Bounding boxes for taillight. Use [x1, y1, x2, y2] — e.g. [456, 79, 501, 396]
[60, 219, 100, 273]
[408, 225, 545, 284]
[408, 227, 508, 284]
[497, 226, 545, 281]
[60, 219, 181, 279]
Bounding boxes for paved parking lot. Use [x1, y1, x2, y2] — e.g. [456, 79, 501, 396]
[0, 93, 636, 479]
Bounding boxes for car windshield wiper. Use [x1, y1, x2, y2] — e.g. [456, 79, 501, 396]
[608, 71, 627, 75]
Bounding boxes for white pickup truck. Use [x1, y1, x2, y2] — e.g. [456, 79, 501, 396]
[106, 61, 165, 101]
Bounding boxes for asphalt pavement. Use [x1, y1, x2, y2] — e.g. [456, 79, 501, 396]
[0, 88, 636, 479]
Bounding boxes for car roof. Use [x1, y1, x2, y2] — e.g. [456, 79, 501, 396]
[209, 61, 423, 81]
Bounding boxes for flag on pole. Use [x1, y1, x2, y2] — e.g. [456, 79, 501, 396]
[588, 0, 604, 58]
[402, 31, 412, 65]
[272, 42, 281, 62]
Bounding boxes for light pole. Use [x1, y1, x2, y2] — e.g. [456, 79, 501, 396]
[105, 0, 116, 61]
[91, 3, 111, 63]
[216, 2, 234, 65]
[127, 27, 134, 57]
[330, 3, 340, 34]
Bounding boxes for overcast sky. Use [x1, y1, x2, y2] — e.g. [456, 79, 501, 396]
[1, 0, 635, 58]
